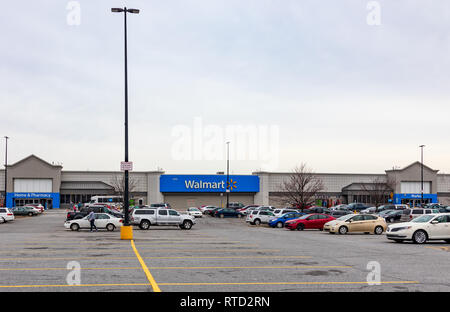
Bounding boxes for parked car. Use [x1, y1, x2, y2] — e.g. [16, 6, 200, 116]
[285, 213, 335, 231]
[383, 210, 404, 223]
[28, 204, 45, 213]
[0, 208, 15, 222]
[237, 205, 259, 214]
[386, 213, 450, 244]
[330, 210, 353, 218]
[330, 204, 349, 211]
[255, 206, 276, 212]
[377, 204, 408, 211]
[268, 212, 305, 228]
[11, 206, 39, 216]
[272, 208, 299, 217]
[347, 203, 371, 212]
[201, 206, 219, 215]
[66, 205, 124, 221]
[239, 206, 260, 215]
[303, 207, 331, 214]
[186, 207, 203, 218]
[214, 208, 244, 218]
[400, 208, 440, 223]
[149, 203, 172, 209]
[207, 207, 222, 216]
[323, 214, 387, 235]
[64, 213, 123, 231]
[246, 210, 276, 225]
[131, 208, 195, 230]
[227, 202, 245, 210]
[360, 207, 377, 214]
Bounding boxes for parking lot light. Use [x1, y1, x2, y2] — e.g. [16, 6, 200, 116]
[111, 7, 140, 240]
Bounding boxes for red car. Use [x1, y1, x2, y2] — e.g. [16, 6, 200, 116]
[285, 213, 335, 231]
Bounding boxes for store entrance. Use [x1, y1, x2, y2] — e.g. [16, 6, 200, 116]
[401, 198, 431, 207]
[14, 198, 53, 209]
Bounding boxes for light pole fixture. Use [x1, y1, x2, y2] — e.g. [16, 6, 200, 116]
[226, 141, 230, 208]
[419, 145, 425, 204]
[3, 136, 8, 208]
[111, 7, 140, 240]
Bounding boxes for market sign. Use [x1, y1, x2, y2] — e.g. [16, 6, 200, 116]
[160, 175, 260, 193]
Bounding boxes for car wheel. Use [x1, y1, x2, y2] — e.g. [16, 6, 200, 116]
[182, 220, 193, 230]
[140, 220, 150, 230]
[338, 226, 348, 235]
[106, 223, 115, 232]
[276, 222, 283, 228]
[374, 226, 384, 235]
[254, 219, 261, 226]
[412, 230, 428, 244]
[70, 223, 80, 231]
[296, 224, 304, 231]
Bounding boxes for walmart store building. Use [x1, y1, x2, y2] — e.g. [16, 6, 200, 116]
[1, 155, 450, 210]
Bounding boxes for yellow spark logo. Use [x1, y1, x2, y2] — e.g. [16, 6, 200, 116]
[227, 179, 237, 191]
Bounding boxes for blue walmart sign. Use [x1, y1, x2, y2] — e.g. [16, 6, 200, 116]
[160, 175, 260, 193]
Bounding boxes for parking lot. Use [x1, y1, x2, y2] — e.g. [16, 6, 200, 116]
[0, 210, 449, 292]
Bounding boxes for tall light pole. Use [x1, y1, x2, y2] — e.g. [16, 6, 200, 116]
[3, 136, 8, 208]
[226, 141, 230, 208]
[419, 145, 425, 204]
[111, 7, 140, 239]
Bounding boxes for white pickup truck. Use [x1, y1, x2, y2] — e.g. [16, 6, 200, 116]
[131, 208, 196, 230]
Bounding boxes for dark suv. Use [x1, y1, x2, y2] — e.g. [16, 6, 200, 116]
[66, 205, 124, 220]
[347, 203, 371, 212]
[227, 202, 245, 210]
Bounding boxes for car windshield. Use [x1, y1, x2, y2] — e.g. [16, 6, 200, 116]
[337, 214, 354, 221]
[411, 215, 436, 223]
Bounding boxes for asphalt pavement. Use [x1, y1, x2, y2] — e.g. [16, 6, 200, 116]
[0, 210, 449, 292]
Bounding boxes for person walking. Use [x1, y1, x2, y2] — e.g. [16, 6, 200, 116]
[87, 211, 97, 232]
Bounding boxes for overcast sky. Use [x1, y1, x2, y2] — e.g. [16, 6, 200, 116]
[1, 0, 450, 174]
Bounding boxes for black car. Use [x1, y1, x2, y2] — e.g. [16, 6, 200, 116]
[347, 203, 371, 212]
[214, 208, 244, 218]
[303, 207, 331, 214]
[384, 210, 403, 223]
[66, 206, 124, 221]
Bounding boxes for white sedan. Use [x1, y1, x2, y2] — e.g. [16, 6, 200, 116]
[64, 213, 123, 231]
[186, 207, 203, 218]
[386, 213, 450, 244]
[0, 208, 15, 222]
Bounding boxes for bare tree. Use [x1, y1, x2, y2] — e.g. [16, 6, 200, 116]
[360, 177, 395, 207]
[280, 163, 324, 211]
[109, 174, 138, 198]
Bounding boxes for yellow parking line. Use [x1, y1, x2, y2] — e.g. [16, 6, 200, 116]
[158, 281, 420, 286]
[130, 240, 161, 293]
[425, 246, 449, 251]
[0, 255, 311, 261]
[0, 245, 259, 254]
[0, 280, 419, 289]
[0, 265, 351, 271]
